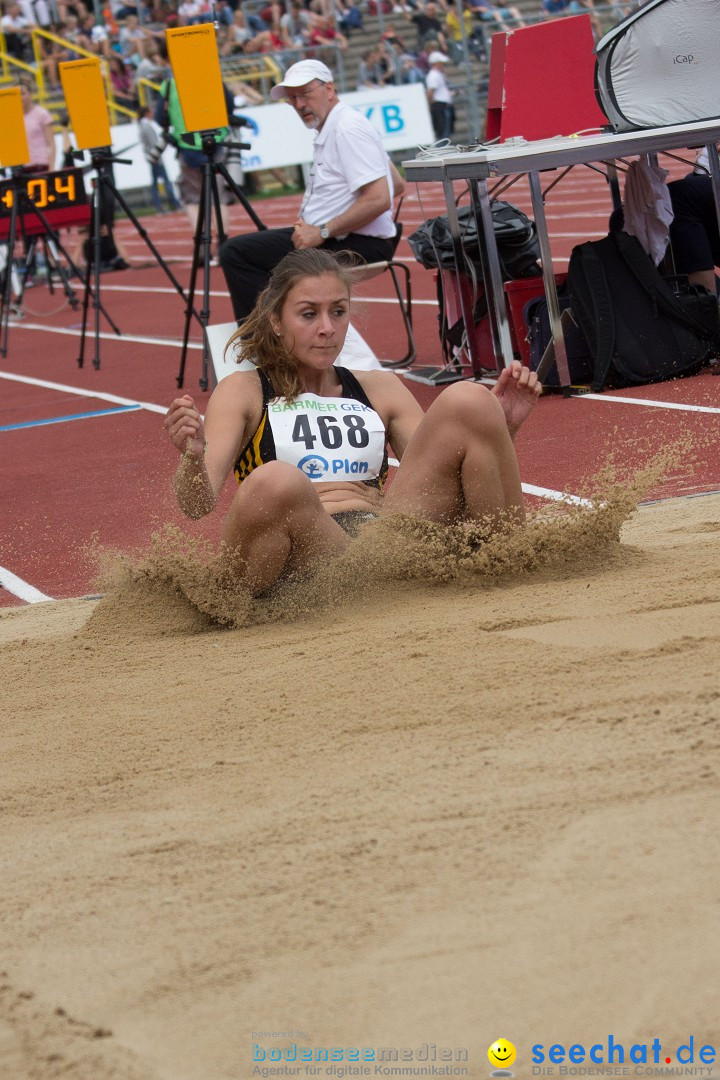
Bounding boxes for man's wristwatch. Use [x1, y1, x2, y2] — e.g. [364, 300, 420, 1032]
[319, 224, 331, 240]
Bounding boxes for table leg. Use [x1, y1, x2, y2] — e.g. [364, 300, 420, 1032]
[528, 168, 571, 389]
[705, 143, 720, 244]
[442, 177, 479, 374]
[470, 178, 515, 371]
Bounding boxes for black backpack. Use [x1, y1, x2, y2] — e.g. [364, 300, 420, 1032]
[567, 230, 720, 392]
[407, 201, 542, 281]
[524, 283, 595, 387]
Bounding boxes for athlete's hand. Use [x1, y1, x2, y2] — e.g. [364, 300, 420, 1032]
[292, 219, 323, 250]
[491, 360, 541, 440]
[164, 395, 206, 459]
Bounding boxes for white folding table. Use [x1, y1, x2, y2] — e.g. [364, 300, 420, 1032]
[403, 120, 720, 389]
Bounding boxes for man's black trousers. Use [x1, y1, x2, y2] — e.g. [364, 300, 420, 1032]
[219, 226, 395, 322]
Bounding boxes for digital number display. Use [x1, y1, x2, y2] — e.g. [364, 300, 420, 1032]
[0, 168, 87, 217]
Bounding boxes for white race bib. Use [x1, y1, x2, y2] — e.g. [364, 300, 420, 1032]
[268, 393, 386, 483]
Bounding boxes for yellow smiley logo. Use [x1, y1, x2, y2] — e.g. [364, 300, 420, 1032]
[488, 1040, 517, 1069]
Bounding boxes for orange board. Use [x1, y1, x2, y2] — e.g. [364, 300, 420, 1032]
[166, 24, 228, 134]
[0, 87, 30, 168]
[60, 58, 112, 150]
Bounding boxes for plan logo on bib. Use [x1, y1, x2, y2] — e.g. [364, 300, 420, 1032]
[297, 455, 329, 479]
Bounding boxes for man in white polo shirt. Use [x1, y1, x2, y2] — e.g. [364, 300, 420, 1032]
[219, 59, 404, 322]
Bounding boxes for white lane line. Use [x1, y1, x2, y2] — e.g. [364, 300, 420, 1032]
[0, 369, 169, 415]
[0, 565, 52, 603]
[521, 483, 593, 507]
[581, 392, 720, 415]
[96, 283, 439, 305]
[3, 322, 203, 351]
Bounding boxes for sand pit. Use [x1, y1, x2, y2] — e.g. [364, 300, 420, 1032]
[2, 490, 720, 1080]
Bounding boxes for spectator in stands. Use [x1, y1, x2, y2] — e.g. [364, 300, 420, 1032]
[176, 0, 205, 24]
[379, 32, 414, 83]
[76, 11, 112, 57]
[119, 12, 150, 61]
[219, 59, 404, 324]
[469, 0, 524, 32]
[250, 16, 290, 61]
[306, 13, 348, 58]
[407, 0, 448, 53]
[1, 1, 33, 60]
[36, 25, 69, 88]
[58, 13, 85, 61]
[258, 0, 283, 27]
[220, 8, 254, 54]
[280, 0, 311, 45]
[214, 0, 233, 29]
[398, 51, 425, 83]
[18, 0, 51, 27]
[332, 0, 362, 32]
[444, 0, 485, 62]
[357, 45, 382, 88]
[109, 53, 136, 109]
[135, 38, 165, 88]
[370, 32, 398, 84]
[425, 50, 453, 141]
[108, 0, 138, 21]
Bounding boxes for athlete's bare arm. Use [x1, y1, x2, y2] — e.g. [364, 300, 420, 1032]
[164, 371, 262, 519]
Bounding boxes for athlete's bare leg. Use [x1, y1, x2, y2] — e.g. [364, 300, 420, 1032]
[219, 461, 350, 594]
[383, 370, 538, 527]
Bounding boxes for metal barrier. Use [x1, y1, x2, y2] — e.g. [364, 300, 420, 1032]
[219, 53, 283, 99]
[0, 34, 40, 91]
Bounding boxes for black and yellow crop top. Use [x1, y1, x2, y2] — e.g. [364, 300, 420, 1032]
[233, 367, 389, 490]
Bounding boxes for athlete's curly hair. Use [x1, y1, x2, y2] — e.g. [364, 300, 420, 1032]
[225, 248, 356, 401]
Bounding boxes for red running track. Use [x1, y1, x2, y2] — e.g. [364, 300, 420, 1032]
[1, 158, 719, 606]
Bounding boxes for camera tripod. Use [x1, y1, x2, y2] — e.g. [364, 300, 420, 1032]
[176, 131, 266, 392]
[1, 167, 90, 359]
[76, 146, 204, 371]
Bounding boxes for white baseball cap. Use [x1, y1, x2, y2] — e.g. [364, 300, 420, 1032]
[428, 50, 450, 63]
[270, 60, 334, 100]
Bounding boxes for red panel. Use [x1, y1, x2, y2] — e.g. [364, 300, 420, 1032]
[438, 269, 499, 370]
[485, 16, 607, 142]
[504, 273, 567, 366]
[0, 204, 90, 240]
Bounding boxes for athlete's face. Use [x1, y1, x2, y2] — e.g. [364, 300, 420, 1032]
[284, 79, 336, 130]
[274, 273, 350, 372]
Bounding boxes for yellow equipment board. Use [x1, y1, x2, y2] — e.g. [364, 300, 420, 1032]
[0, 88, 30, 169]
[166, 24, 228, 134]
[60, 58, 112, 150]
